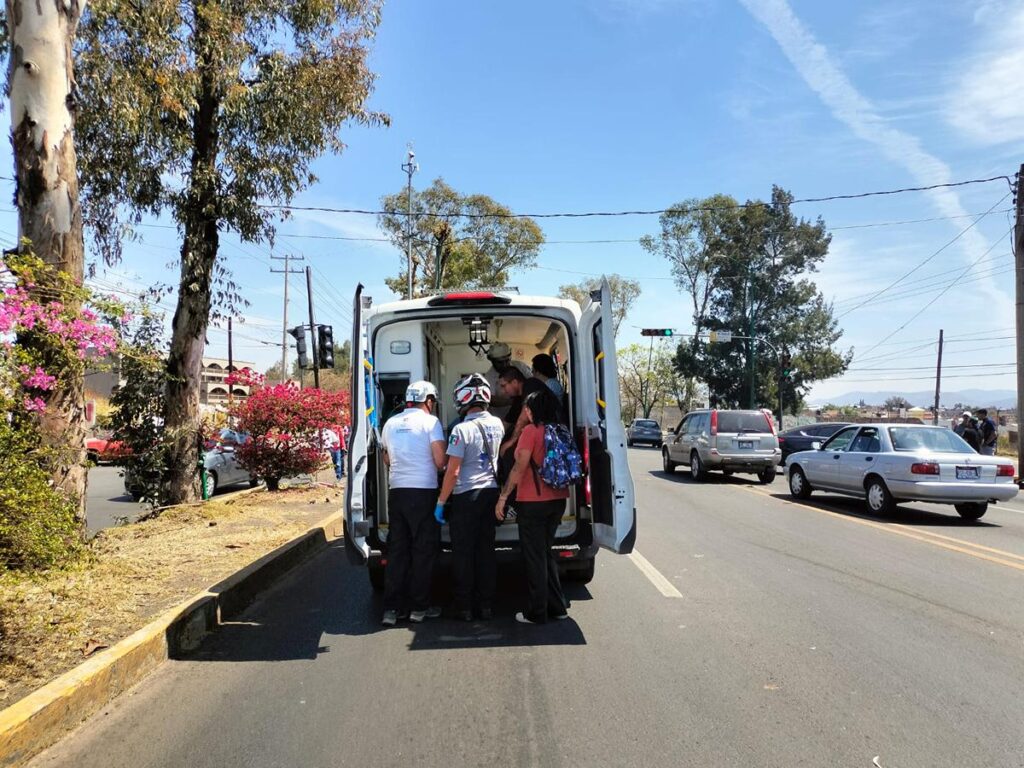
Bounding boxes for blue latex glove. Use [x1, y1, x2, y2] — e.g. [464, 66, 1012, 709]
[434, 502, 446, 525]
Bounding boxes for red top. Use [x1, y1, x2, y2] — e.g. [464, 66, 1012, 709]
[515, 424, 570, 503]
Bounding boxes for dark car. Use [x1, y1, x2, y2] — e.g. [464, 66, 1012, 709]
[626, 418, 663, 447]
[778, 422, 850, 464]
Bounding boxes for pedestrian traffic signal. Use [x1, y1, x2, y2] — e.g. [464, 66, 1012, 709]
[317, 325, 335, 369]
[640, 328, 674, 337]
[289, 326, 309, 369]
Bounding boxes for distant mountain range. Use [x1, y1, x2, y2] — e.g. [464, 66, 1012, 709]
[817, 389, 1017, 409]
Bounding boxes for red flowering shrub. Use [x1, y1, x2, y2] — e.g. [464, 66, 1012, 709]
[231, 383, 350, 490]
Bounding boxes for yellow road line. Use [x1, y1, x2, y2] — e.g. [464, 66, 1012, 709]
[738, 486, 1024, 574]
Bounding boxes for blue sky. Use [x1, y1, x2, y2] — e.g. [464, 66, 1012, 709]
[4, 0, 1022, 404]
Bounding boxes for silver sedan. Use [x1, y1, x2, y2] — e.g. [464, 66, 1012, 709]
[784, 423, 1018, 520]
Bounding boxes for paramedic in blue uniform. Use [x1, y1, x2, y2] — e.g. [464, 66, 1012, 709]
[436, 374, 505, 621]
[379, 381, 446, 626]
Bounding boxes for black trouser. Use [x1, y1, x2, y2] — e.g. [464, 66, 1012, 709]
[384, 487, 439, 612]
[448, 487, 499, 613]
[517, 499, 568, 622]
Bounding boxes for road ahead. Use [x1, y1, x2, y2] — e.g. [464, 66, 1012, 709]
[35, 448, 1024, 767]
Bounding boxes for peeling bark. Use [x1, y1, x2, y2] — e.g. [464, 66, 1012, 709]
[8, 0, 88, 519]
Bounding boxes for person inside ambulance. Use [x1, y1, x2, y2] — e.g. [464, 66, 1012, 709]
[435, 374, 505, 622]
[379, 381, 446, 627]
[483, 342, 532, 417]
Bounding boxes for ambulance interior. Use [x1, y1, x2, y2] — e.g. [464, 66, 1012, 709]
[367, 314, 577, 545]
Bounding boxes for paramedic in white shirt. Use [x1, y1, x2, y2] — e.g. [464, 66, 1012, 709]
[379, 381, 446, 627]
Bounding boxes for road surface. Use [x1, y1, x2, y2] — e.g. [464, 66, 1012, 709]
[37, 447, 1024, 767]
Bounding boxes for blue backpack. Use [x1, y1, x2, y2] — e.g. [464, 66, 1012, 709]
[532, 424, 584, 490]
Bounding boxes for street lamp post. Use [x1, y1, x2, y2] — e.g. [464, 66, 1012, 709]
[401, 147, 418, 300]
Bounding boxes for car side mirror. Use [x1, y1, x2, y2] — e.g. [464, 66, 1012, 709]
[811, 441, 822, 450]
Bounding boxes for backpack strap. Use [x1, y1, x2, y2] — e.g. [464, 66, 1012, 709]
[471, 419, 498, 480]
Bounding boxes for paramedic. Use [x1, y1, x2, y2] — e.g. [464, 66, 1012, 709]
[380, 381, 446, 626]
[436, 374, 505, 621]
[495, 387, 570, 625]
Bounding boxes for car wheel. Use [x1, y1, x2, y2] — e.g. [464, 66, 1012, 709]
[722, 469, 734, 476]
[788, 466, 812, 499]
[248, 476, 260, 488]
[865, 477, 895, 515]
[757, 467, 776, 485]
[368, 562, 386, 592]
[955, 502, 988, 521]
[690, 452, 707, 482]
[627, 438, 633, 447]
[203, 471, 218, 499]
[662, 448, 677, 474]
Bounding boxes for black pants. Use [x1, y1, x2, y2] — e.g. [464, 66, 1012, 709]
[517, 499, 568, 622]
[384, 487, 439, 612]
[448, 487, 499, 613]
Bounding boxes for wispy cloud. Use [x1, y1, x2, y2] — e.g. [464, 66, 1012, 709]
[947, 2, 1024, 146]
[737, 0, 1010, 319]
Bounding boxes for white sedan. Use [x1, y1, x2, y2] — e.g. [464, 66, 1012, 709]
[785, 423, 1018, 520]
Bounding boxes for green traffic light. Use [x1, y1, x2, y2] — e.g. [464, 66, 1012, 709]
[663, 329, 673, 336]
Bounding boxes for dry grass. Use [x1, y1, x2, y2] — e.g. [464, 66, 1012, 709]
[0, 481, 343, 708]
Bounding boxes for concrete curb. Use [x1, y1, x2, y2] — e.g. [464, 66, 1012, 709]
[0, 510, 343, 768]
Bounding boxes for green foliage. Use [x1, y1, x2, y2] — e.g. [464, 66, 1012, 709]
[641, 187, 851, 413]
[558, 275, 641, 337]
[0, 416, 83, 571]
[378, 178, 545, 297]
[617, 342, 681, 421]
[884, 396, 913, 410]
[109, 310, 171, 507]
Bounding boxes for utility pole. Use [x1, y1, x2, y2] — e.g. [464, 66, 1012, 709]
[747, 276, 756, 409]
[402, 145, 418, 300]
[1014, 163, 1024, 480]
[645, 335, 655, 418]
[933, 329, 943, 426]
[227, 316, 234, 414]
[271, 254, 305, 383]
[306, 266, 320, 388]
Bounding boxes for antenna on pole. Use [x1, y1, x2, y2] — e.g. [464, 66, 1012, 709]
[402, 143, 419, 300]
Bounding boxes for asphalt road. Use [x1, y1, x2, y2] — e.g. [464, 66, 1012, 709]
[85, 466, 139, 533]
[37, 447, 1024, 767]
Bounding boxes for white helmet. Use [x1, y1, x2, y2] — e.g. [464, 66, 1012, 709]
[453, 373, 491, 412]
[486, 342, 512, 361]
[405, 380, 438, 404]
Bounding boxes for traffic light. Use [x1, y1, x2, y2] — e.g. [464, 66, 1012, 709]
[317, 325, 335, 369]
[289, 326, 309, 369]
[640, 328, 674, 337]
[781, 351, 794, 379]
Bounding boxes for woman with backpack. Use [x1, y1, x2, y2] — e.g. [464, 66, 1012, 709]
[495, 387, 571, 624]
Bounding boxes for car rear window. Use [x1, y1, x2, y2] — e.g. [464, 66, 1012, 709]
[717, 411, 772, 434]
[635, 420, 659, 428]
[888, 427, 974, 454]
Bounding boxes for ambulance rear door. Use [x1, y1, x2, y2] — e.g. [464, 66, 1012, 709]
[344, 284, 373, 563]
[578, 278, 636, 554]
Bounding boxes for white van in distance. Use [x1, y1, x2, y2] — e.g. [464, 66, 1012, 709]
[344, 281, 636, 588]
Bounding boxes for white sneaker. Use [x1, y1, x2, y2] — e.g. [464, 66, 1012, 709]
[409, 606, 442, 623]
[515, 612, 542, 625]
[382, 609, 398, 626]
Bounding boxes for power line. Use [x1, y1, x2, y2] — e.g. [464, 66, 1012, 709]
[255, 175, 1014, 219]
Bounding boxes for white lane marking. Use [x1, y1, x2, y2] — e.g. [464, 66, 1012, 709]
[995, 503, 1024, 515]
[628, 550, 683, 598]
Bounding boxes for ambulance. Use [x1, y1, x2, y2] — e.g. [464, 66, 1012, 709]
[344, 280, 636, 588]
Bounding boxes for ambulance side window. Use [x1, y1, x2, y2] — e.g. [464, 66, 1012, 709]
[592, 320, 606, 422]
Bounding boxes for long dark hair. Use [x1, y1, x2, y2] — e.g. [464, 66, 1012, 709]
[523, 387, 559, 426]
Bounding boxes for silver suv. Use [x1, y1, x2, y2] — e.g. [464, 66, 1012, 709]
[662, 409, 780, 484]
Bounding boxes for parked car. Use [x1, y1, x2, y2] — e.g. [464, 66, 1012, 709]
[662, 408, 781, 484]
[778, 422, 850, 464]
[784, 423, 1018, 520]
[123, 429, 257, 500]
[626, 418, 663, 447]
[86, 434, 130, 464]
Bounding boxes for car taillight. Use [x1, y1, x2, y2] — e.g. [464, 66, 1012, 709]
[997, 465, 1015, 477]
[426, 291, 512, 306]
[710, 410, 718, 436]
[911, 462, 940, 475]
[762, 409, 777, 436]
[778, 436, 786, 444]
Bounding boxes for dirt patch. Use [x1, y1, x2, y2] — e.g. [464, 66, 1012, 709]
[0, 479, 343, 708]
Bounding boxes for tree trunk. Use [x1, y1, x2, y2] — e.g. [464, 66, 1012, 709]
[162, 2, 221, 504]
[9, 0, 88, 520]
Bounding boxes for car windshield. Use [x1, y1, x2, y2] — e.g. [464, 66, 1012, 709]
[634, 420, 659, 428]
[888, 427, 975, 454]
[718, 412, 772, 433]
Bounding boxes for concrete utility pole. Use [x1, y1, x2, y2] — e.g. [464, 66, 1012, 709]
[306, 266, 320, 388]
[933, 328, 943, 426]
[1014, 164, 1024, 479]
[271, 254, 305, 383]
[402, 145, 418, 300]
[227, 317, 234, 412]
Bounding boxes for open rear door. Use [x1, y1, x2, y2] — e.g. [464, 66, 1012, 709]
[344, 284, 372, 564]
[579, 278, 636, 554]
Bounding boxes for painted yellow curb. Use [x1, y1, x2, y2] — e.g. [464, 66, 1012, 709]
[0, 510, 343, 768]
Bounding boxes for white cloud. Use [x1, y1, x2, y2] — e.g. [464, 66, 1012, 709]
[737, 0, 1011, 322]
[947, 4, 1024, 146]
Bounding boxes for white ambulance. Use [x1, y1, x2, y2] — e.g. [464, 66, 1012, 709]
[344, 280, 636, 588]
